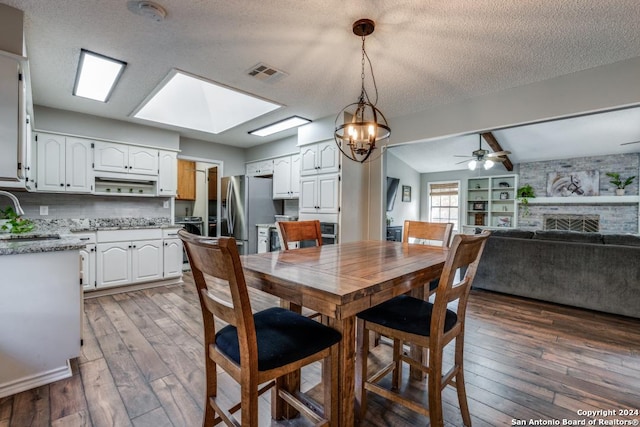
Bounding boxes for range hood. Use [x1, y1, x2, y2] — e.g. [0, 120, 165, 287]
[94, 171, 158, 183]
[94, 172, 158, 196]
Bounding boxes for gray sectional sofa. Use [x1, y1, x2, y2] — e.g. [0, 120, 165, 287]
[471, 229, 640, 319]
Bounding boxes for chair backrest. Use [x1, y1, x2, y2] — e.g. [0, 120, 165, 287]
[277, 220, 322, 250]
[430, 230, 491, 338]
[178, 229, 258, 368]
[403, 220, 454, 248]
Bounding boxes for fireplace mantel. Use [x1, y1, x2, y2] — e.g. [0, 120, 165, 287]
[527, 195, 639, 205]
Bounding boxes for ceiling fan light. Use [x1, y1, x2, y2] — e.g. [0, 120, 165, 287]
[468, 160, 477, 170]
[484, 159, 495, 170]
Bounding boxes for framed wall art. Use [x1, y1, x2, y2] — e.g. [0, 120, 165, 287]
[402, 185, 411, 202]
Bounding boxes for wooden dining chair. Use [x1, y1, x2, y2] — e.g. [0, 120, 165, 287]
[277, 220, 323, 250]
[179, 229, 341, 426]
[355, 230, 491, 427]
[277, 220, 324, 321]
[403, 220, 454, 296]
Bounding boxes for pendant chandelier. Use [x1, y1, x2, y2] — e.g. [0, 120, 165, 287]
[334, 19, 391, 163]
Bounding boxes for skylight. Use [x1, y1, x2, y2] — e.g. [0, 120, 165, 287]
[132, 70, 281, 134]
[73, 49, 127, 102]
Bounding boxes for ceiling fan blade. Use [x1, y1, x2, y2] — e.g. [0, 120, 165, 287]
[455, 159, 471, 165]
[487, 150, 511, 157]
[453, 155, 473, 158]
[620, 140, 640, 146]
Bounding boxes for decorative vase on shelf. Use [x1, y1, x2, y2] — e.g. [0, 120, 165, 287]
[615, 188, 625, 196]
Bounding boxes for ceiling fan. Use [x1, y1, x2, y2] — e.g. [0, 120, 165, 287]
[454, 134, 511, 170]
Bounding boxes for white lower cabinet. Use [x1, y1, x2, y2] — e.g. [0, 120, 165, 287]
[163, 239, 183, 278]
[94, 228, 178, 290]
[80, 244, 96, 291]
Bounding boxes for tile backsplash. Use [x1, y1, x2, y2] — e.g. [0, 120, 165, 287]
[8, 192, 171, 221]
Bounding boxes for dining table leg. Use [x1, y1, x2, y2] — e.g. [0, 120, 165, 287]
[329, 316, 356, 427]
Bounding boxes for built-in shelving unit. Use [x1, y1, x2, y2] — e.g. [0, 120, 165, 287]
[527, 195, 639, 204]
[466, 174, 518, 229]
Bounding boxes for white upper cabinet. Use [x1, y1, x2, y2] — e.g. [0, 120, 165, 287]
[246, 159, 274, 176]
[157, 150, 177, 196]
[300, 140, 340, 176]
[272, 154, 300, 199]
[36, 133, 93, 193]
[94, 141, 158, 176]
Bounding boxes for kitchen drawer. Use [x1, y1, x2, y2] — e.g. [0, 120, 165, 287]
[72, 232, 97, 244]
[97, 228, 162, 243]
[162, 228, 182, 239]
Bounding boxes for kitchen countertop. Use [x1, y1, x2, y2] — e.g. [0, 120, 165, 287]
[69, 224, 183, 232]
[0, 234, 88, 256]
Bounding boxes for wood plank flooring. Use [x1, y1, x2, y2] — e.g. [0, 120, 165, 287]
[2, 273, 640, 426]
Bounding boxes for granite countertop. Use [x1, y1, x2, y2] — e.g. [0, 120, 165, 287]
[0, 233, 88, 256]
[69, 224, 183, 232]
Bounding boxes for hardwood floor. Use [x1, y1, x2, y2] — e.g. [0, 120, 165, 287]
[2, 273, 640, 426]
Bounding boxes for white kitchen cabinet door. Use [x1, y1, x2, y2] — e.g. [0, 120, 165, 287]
[79, 244, 96, 291]
[299, 174, 339, 214]
[300, 145, 318, 176]
[273, 154, 301, 199]
[129, 146, 159, 176]
[300, 140, 340, 175]
[36, 134, 93, 193]
[317, 174, 339, 213]
[163, 238, 183, 278]
[36, 133, 66, 192]
[317, 140, 340, 174]
[246, 159, 273, 176]
[158, 151, 177, 196]
[131, 239, 163, 283]
[290, 154, 300, 197]
[96, 242, 131, 288]
[299, 176, 318, 213]
[94, 141, 128, 173]
[65, 137, 93, 193]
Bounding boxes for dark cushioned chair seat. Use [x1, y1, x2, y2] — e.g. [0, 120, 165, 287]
[358, 295, 457, 336]
[216, 307, 342, 371]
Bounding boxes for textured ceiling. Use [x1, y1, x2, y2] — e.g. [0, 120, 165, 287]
[4, 0, 640, 165]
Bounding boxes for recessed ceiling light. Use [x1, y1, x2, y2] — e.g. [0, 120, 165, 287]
[72, 49, 127, 102]
[132, 69, 282, 134]
[249, 116, 311, 137]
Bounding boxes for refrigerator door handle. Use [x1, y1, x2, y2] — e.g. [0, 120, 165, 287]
[227, 179, 234, 234]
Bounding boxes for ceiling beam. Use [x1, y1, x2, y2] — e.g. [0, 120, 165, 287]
[482, 132, 514, 171]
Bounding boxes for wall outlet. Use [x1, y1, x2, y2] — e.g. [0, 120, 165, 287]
[163, 200, 169, 209]
[40, 206, 49, 215]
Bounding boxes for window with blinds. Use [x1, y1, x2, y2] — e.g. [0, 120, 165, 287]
[429, 182, 459, 231]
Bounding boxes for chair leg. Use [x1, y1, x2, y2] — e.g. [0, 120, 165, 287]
[203, 355, 217, 427]
[455, 338, 472, 427]
[428, 349, 445, 427]
[392, 338, 402, 389]
[355, 319, 369, 422]
[240, 379, 259, 427]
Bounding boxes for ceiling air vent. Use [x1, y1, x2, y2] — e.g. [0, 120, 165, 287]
[247, 63, 288, 84]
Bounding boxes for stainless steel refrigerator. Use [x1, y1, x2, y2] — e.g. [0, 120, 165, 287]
[220, 175, 282, 254]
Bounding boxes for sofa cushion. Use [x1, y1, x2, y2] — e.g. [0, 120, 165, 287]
[533, 230, 603, 244]
[603, 234, 640, 247]
[490, 229, 535, 239]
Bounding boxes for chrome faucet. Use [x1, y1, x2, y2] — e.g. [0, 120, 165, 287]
[0, 190, 25, 216]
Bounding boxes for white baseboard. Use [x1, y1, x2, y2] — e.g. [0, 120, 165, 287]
[0, 361, 72, 399]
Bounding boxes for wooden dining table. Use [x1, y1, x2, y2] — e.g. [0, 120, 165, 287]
[241, 240, 446, 426]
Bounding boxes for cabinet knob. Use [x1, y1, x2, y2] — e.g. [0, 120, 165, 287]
[128, 245, 132, 248]
[60, 183, 64, 187]
[67, 183, 71, 187]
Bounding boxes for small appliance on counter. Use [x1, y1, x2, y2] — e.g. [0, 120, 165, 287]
[174, 216, 204, 235]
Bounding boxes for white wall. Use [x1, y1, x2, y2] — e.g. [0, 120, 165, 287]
[246, 135, 298, 161]
[179, 136, 245, 177]
[33, 106, 179, 150]
[385, 152, 420, 226]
